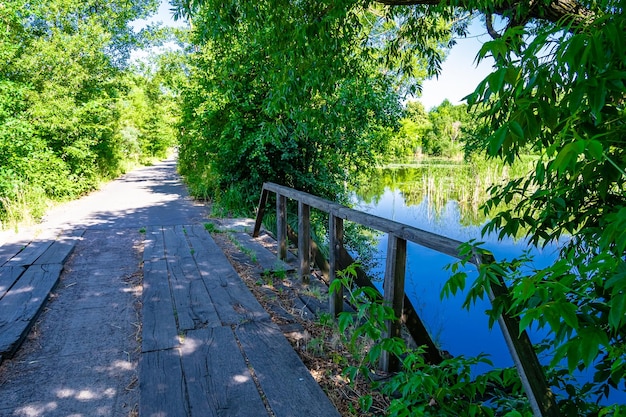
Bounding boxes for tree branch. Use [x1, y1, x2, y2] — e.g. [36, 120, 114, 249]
[374, 0, 593, 26]
[485, 13, 501, 39]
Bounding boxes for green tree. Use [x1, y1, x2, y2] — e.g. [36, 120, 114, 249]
[386, 0, 626, 412]
[389, 99, 478, 159]
[118, 57, 182, 164]
[352, 1, 626, 410]
[423, 99, 471, 157]
[388, 100, 431, 158]
[0, 0, 174, 227]
[175, 1, 462, 211]
[465, 2, 626, 409]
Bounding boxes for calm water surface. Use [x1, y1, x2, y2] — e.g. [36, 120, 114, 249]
[352, 164, 625, 405]
[352, 173, 560, 371]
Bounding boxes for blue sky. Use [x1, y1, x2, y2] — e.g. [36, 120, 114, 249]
[137, 1, 495, 110]
[419, 19, 495, 110]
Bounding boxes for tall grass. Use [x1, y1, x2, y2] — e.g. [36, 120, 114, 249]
[0, 185, 49, 232]
[356, 155, 538, 227]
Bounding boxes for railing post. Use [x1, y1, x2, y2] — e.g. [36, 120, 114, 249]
[276, 193, 287, 261]
[380, 234, 407, 373]
[253, 186, 269, 237]
[298, 201, 311, 283]
[329, 215, 344, 317]
[482, 253, 560, 417]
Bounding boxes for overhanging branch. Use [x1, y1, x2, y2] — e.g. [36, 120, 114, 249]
[374, 0, 593, 26]
[485, 13, 501, 39]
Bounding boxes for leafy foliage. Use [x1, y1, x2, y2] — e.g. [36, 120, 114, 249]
[175, 0, 626, 412]
[329, 265, 534, 416]
[388, 99, 480, 159]
[456, 1, 626, 407]
[175, 0, 465, 211]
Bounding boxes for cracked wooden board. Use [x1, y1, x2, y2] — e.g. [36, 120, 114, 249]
[0, 263, 63, 358]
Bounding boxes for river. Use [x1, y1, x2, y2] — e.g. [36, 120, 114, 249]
[351, 163, 626, 405]
[351, 163, 560, 371]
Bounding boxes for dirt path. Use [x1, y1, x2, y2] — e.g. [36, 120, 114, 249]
[0, 157, 208, 417]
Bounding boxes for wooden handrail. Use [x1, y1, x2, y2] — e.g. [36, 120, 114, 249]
[256, 182, 467, 262]
[253, 182, 559, 417]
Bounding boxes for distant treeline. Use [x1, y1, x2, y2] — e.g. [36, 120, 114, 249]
[387, 99, 477, 160]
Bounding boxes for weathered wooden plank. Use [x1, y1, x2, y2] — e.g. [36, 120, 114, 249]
[262, 183, 335, 213]
[143, 226, 165, 263]
[4, 240, 54, 267]
[189, 278, 221, 328]
[140, 348, 189, 417]
[0, 266, 25, 301]
[186, 225, 269, 326]
[298, 202, 311, 283]
[250, 232, 298, 264]
[328, 215, 344, 317]
[142, 258, 178, 352]
[276, 194, 287, 260]
[0, 263, 63, 357]
[292, 296, 317, 321]
[162, 225, 196, 331]
[0, 239, 30, 267]
[33, 229, 84, 265]
[297, 294, 325, 318]
[235, 320, 341, 417]
[181, 327, 268, 417]
[487, 272, 560, 417]
[170, 225, 220, 329]
[230, 233, 294, 273]
[253, 188, 269, 237]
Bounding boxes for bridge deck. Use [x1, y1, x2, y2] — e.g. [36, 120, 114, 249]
[140, 224, 340, 417]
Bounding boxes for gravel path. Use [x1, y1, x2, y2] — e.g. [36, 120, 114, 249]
[0, 157, 208, 417]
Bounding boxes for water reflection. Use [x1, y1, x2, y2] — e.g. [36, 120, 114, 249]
[352, 166, 559, 372]
[356, 162, 524, 227]
[352, 164, 626, 405]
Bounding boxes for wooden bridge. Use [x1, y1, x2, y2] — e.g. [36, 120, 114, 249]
[0, 175, 558, 417]
[0, 228, 82, 362]
[0, 220, 340, 416]
[140, 222, 340, 416]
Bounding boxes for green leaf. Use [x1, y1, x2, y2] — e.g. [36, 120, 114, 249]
[590, 78, 608, 119]
[518, 311, 537, 335]
[567, 341, 579, 372]
[509, 120, 524, 140]
[578, 327, 608, 368]
[553, 140, 585, 174]
[559, 302, 579, 330]
[488, 68, 507, 93]
[608, 293, 626, 330]
[586, 139, 604, 160]
[489, 127, 507, 155]
[358, 395, 373, 412]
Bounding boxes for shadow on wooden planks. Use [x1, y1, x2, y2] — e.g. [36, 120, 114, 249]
[0, 229, 83, 363]
[140, 224, 340, 417]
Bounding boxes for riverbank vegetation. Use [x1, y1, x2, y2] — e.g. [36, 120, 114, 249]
[175, 1, 625, 415]
[356, 155, 538, 227]
[0, 0, 179, 229]
[386, 99, 477, 160]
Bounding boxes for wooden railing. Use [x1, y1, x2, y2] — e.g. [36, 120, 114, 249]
[253, 182, 560, 417]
